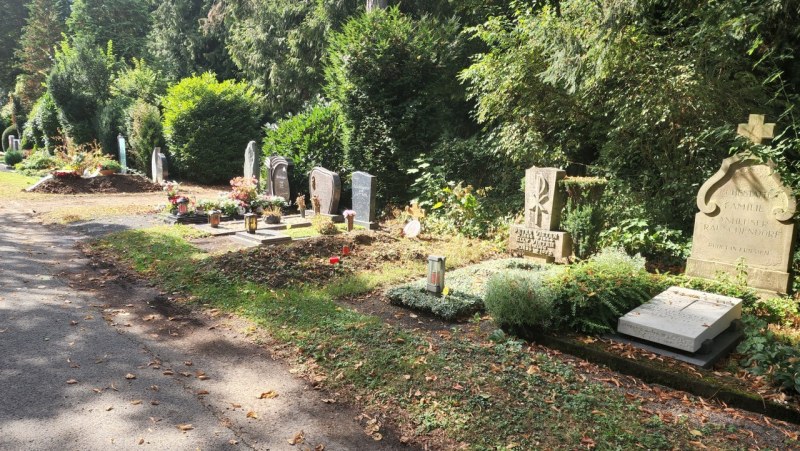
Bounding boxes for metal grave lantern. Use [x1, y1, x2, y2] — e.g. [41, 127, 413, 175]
[208, 210, 222, 228]
[177, 199, 190, 215]
[426, 255, 446, 294]
[244, 213, 258, 234]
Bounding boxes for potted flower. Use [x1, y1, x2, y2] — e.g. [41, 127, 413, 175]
[261, 195, 286, 224]
[195, 199, 219, 216]
[343, 209, 356, 231]
[218, 198, 240, 217]
[98, 159, 121, 176]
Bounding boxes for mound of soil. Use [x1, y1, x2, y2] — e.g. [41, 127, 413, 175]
[30, 174, 162, 194]
[214, 231, 429, 287]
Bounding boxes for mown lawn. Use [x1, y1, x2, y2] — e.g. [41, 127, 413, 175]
[90, 225, 789, 450]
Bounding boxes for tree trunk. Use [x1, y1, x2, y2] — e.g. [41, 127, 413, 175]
[366, 0, 388, 12]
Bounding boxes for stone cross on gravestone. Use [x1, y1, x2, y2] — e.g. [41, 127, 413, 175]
[151, 147, 164, 183]
[243, 141, 259, 182]
[737, 114, 775, 144]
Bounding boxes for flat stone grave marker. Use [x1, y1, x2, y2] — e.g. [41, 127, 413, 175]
[351, 171, 378, 229]
[309, 167, 342, 218]
[244, 140, 260, 182]
[618, 286, 743, 355]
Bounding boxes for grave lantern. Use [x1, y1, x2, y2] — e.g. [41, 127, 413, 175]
[244, 213, 258, 234]
[177, 199, 189, 215]
[208, 210, 222, 228]
[426, 255, 446, 294]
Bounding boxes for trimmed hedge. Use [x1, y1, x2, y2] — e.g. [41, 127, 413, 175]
[2, 125, 18, 152]
[4, 150, 23, 166]
[163, 73, 262, 183]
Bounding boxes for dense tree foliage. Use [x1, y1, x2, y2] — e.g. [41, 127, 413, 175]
[67, 0, 151, 61]
[0, 1, 28, 95]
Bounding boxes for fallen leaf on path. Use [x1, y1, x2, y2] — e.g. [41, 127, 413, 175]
[130, 400, 142, 405]
[163, 370, 174, 376]
[197, 390, 209, 395]
[176, 424, 193, 432]
[66, 379, 78, 385]
[259, 391, 278, 399]
[372, 433, 383, 441]
[315, 445, 325, 451]
[246, 411, 258, 419]
[198, 375, 209, 381]
[690, 430, 703, 437]
[125, 373, 136, 380]
[321, 398, 335, 404]
[184, 361, 193, 366]
[288, 430, 305, 445]
[231, 403, 242, 408]
[150, 400, 160, 405]
[105, 406, 113, 411]
[138, 438, 144, 445]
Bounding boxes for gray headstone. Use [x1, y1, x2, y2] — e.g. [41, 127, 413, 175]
[117, 134, 127, 174]
[12, 138, 20, 151]
[244, 140, 260, 182]
[351, 171, 377, 229]
[309, 167, 341, 215]
[151, 147, 163, 183]
[266, 156, 291, 201]
[8, 135, 15, 151]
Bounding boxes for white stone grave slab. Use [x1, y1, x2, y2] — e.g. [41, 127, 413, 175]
[617, 286, 742, 353]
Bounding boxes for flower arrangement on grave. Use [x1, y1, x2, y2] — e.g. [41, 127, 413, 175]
[164, 181, 190, 215]
[52, 169, 81, 178]
[228, 176, 258, 211]
[97, 157, 121, 174]
[343, 209, 356, 231]
[217, 198, 240, 217]
[195, 199, 219, 215]
[258, 195, 287, 224]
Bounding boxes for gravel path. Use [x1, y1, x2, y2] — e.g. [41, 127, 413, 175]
[0, 210, 409, 450]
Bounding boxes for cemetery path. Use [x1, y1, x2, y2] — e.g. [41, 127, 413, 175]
[0, 211, 411, 451]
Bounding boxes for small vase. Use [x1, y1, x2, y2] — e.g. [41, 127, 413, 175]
[99, 169, 114, 176]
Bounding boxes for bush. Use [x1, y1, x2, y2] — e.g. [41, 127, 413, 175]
[15, 151, 58, 176]
[560, 177, 607, 259]
[484, 270, 557, 329]
[599, 217, 691, 268]
[25, 93, 62, 152]
[2, 125, 18, 152]
[128, 100, 164, 174]
[162, 73, 262, 183]
[262, 103, 345, 195]
[4, 150, 23, 166]
[312, 216, 338, 235]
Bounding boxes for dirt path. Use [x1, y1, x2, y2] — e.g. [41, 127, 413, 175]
[0, 209, 411, 450]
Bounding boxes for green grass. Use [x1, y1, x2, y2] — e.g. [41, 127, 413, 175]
[0, 171, 43, 199]
[90, 226, 776, 450]
[282, 222, 365, 239]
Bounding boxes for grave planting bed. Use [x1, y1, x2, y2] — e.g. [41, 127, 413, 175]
[29, 174, 162, 194]
[213, 230, 432, 288]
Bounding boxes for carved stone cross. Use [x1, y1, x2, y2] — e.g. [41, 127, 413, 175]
[528, 173, 549, 228]
[737, 114, 775, 144]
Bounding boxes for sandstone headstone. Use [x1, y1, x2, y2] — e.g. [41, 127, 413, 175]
[151, 147, 164, 183]
[686, 156, 796, 293]
[309, 167, 341, 215]
[351, 171, 377, 229]
[508, 167, 571, 262]
[266, 156, 291, 201]
[618, 286, 743, 353]
[244, 141, 260, 182]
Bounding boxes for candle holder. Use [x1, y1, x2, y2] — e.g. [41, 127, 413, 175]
[208, 210, 221, 228]
[426, 255, 446, 294]
[244, 213, 258, 234]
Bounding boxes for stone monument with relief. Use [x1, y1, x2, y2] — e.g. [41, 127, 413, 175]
[685, 114, 796, 294]
[508, 167, 571, 262]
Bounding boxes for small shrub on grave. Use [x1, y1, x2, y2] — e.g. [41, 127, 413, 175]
[484, 269, 557, 330]
[598, 217, 690, 270]
[4, 150, 23, 166]
[2, 125, 18, 152]
[736, 315, 800, 394]
[313, 216, 339, 235]
[560, 176, 607, 259]
[385, 286, 484, 321]
[548, 248, 664, 334]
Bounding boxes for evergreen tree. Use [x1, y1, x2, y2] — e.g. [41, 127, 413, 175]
[15, 0, 69, 114]
[66, 0, 151, 62]
[0, 0, 29, 95]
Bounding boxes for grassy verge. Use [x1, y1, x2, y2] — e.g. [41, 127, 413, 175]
[40, 204, 159, 224]
[0, 171, 44, 199]
[90, 226, 770, 450]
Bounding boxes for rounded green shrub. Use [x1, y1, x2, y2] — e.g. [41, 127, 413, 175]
[2, 125, 18, 152]
[4, 150, 23, 166]
[162, 73, 262, 183]
[262, 103, 345, 192]
[484, 270, 556, 330]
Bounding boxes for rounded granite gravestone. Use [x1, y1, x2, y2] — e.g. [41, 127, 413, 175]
[266, 155, 292, 201]
[308, 167, 341, 215]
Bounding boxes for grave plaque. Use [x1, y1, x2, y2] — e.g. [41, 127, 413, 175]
[618, 287, 742, 353]
[686, 118, 796, 293]
[243, 141, 260, 182]
[151, 147, 164, 183]
[309, 167, 341, 215]
[351, 171, 377, 229]
[508, 166, 571, 262]
[266, 156, 291, 201]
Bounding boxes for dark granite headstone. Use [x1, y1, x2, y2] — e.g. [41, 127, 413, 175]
[266, 156, 291, 201]
[309, 167, 341, 215]
[351, 171, 377, 229]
